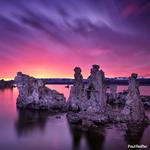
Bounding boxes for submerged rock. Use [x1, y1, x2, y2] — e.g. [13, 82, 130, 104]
[15, 72, 66, 111]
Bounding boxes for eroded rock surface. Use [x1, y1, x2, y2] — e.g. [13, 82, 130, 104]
[67, 66, 149, 128]
[141, 95, 150, 108]
[15, 72, 66, 111]
[67, 65, 111, 127]
[121, 73, 145, 122]
[67, 65, 108, 113]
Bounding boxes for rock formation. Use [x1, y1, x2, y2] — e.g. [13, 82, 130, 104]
[67, 67, 84, 112]
[72, 67, 83, 100]
[14, 67, 149, 128]
[86, 64, 107, 112]
[122, 73, 145, 122]
[67, 65, 111, 127]
[67, 65, 107, 113]
[15, 72, 66, 111]
[141, 95, 150, 108]
[67, 67, 149, 128]
[0, 79, 14, 88]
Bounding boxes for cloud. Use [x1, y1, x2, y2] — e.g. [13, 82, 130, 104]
[0, 0, 149, 78]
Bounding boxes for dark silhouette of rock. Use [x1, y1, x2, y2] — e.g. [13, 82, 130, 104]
[0, 79, 14, 88]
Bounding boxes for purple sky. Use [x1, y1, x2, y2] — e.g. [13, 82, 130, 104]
[0, 0, 150, 79]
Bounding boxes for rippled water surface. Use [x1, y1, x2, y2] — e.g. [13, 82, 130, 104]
[0, 86, 150, 150]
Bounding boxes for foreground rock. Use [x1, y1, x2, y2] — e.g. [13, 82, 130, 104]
[67, 66, 149, 128]
[67, 65, 107, 113]
[106, 74, 147, 123]
[15, 72, 66, 111]
[67, 65, 111, 127]
[121, 73, 145, 122]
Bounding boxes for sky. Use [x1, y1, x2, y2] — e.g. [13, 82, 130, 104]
[0, 0, 150, 80]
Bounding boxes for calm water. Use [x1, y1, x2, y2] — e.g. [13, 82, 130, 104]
[0, 86, 150, 150]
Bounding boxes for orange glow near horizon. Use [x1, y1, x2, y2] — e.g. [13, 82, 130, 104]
[0, 45, 149, 80]
[1, 65, 149, 81]
[0, 1, 150, 81]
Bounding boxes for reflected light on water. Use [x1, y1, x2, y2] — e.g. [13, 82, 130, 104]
[0, 86, 149, 150]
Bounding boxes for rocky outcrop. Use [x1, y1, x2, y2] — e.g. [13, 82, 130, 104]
[107, 89, 127, 105]
[121, 73, 145, 122]
[67, 67, 149, 128]
[67, 65, 107, 113]
[15, 72, 66, 111]
[15, 67, 149, 128]
[107, 92, 150, 109]
[0, 79, 14, 88]
[141, 95, 150, 108]
[67, 67, 84, 112]
[86, 64, 107, 112]
[67, 65, 111, 127]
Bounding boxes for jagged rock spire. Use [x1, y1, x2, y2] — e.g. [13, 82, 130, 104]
[122, 73, 145, 122]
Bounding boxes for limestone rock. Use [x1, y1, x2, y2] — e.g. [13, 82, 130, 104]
[86, 64, 107, 111]
[67, 68, 149, 128]
[67, 67, 84, 112]
[107, 90, 127, 105]
[141, 95, 150, 108]
[121, 73, 145, 122]
[67, 111, 110, 128]
[67, 65, 111, 127]
[67, 65, 107, 113]
[15, 72, 66, 111]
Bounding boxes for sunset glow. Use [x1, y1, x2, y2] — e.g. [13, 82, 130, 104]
[0, 0, 150, 80]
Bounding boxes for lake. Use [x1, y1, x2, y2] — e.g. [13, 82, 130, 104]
[0, 86, 150, 150]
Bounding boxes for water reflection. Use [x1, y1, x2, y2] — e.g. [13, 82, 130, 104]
[15, 109, 49, 137]
[124, 124, 145, 146]
[68, 123, 105, 150]
[0, 87, 149, 150]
